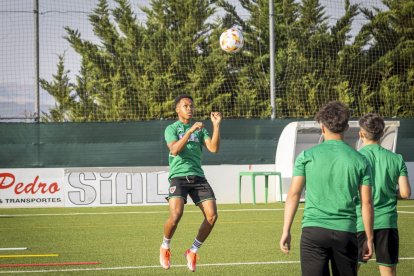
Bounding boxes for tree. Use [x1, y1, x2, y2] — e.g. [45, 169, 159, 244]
[40, 55, 74, 122]
[279, 0, 360, 117]
[140, 0, 217, 119]
[358, 0, 414, 117]
[40, 0, 414, 121]
[216, 0, 298, 118]
[63, 0, 150, 120]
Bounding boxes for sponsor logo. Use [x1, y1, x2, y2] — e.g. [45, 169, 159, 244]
[0, 172, 60, 195]
[178, 133, 199, 143]
[0, 172, 62, 206]
[0, 170, 170, 207]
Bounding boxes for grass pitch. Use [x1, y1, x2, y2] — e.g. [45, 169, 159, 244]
[0, 201, 413, 275]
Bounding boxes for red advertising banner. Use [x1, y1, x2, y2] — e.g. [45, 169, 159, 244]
[0, 169, 64, 208]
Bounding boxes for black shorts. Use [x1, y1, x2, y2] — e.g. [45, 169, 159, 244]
[300, 227, 357, 276]
[167, 176, 216, 205]
[357, 228, 399, 266]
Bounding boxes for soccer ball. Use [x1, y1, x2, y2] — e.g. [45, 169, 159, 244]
[219, 27, 244, 53]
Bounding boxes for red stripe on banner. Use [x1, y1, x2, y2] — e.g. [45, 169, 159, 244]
[0, 261, 101, 268]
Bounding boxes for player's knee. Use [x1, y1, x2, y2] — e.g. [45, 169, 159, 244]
[169, 211, 183, 224]
[206, 212, 218, 225]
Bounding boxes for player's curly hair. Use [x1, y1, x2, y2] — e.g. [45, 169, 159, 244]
[315, 101, 350, 133]
[174, 94, 193, 108]
[359, 113, 385, 141]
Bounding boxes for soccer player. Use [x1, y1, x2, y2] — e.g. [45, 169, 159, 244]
[279, 101, 374, 276]
[357, 113, 411, 276]
[159, 94, 222, 272]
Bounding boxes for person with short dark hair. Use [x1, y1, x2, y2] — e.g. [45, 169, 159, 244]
[279, 101, 374, 276]
[159, 94, 222, 272]
[357, 113, 411, 276]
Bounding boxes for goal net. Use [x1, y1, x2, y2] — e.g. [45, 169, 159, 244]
[0, 0, 413, 122]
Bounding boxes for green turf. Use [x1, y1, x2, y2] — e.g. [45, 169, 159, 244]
[0, 201, 413, 275]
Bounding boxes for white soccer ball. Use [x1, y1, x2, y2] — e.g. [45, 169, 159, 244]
[219, 27, 244, 53]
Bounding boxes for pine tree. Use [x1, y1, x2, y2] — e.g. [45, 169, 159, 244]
[39, 0, 413, 121]
[359, 0, 414, 117]
[140, 0, 217, 119]
[280, 0, 361, 117]
[43, 0, 150, 121]
[215, 0, 298, 118]
[39, 55, 74, 122]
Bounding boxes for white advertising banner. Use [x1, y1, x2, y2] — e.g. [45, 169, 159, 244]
[0, 169, 65, 208]
[0, 167, 171, 208]
[64, 168, 170, 207]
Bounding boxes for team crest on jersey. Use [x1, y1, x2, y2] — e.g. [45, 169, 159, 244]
[178, 132, 200, 143]
[169, 186, 176, 194]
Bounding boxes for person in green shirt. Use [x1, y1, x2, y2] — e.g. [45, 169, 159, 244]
[279, 101, 374, 276]
[357, 113, 411, 276]
[159, 94, 222, 272]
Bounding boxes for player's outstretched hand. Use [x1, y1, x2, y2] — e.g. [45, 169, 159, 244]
[210, 112, 222, 125]
[279, 232, 291, 254]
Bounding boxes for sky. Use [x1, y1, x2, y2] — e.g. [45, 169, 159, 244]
[0, 0, 385, 121]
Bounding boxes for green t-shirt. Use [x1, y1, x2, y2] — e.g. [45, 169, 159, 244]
[356, 144, 408, 231]
[164, 120, 210, 179]
[293, 140, 372, 233]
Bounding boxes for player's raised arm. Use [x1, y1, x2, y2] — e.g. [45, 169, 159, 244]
[204, 112, 221, 153]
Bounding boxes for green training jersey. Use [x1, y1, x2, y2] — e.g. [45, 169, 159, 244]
[293, 139, 372, 233]
[356, 144, 408, 231]
[165, 120, 210, 179]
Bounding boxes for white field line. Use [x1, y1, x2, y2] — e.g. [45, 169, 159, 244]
[0, 208, 289, 217]
[396, 211, 414, 214]
[0, 248, 27, 251]
[1, 258, 414, 274]
[1, 207, 413, 217]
